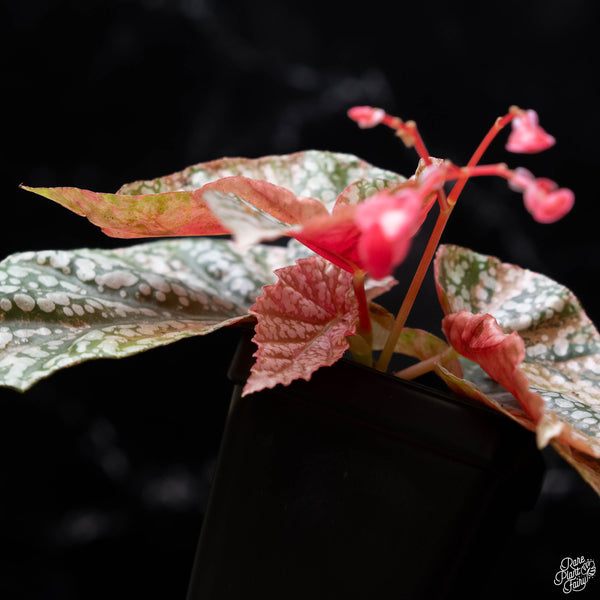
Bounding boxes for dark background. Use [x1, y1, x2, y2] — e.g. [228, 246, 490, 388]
[1, 0, 599, 598]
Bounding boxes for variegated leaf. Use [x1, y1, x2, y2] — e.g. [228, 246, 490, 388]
[0, 239, 310, 392]
[118, 150, 404, 211]
[20, 185, 228, 239]
[334, 177, 405, 208]
[23, 152, 404, 248]
[243, 256, 358, 396]
[434, 244, 600, 493]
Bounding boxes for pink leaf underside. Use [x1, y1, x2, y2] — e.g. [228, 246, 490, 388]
[442, 311, 543, 420]
[242, 256, 358, 396]
[22, 177, 327, 239]
[442, 310, 600, 462]
[434, 245, 600, 494]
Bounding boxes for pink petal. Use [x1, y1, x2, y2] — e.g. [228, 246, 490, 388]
[291, 205, 362, 273]
[505, 109, 556, 153]
[355, 189, 422, 278]
[347, 105, 386, 129]
[523, 181, 575, 224]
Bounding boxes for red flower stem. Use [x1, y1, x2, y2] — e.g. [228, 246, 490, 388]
[375, 110, 517, 373]
[394, 346, 459, 380]
[374, 206, 451, 371]
[381, 115, 432, 165]
[447, 112, 517, 206]
[353, 270, 372, 336]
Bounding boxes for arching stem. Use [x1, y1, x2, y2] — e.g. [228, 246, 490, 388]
[375, 110, 518, 373]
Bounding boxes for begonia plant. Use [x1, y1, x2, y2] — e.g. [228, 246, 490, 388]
[3, 105, 600, 495]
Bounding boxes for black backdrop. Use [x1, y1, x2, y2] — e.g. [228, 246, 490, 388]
[1, 0, 599, 598]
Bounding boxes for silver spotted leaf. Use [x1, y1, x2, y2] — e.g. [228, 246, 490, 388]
[117, 150, 404, 212]
[435, 244, 600, 494]
[0, 238, 310, 392]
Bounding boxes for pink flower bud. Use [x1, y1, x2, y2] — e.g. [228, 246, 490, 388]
[505, 109, 556, 153]
[522, 177, 575, 223]
[347, 106, 386, 129]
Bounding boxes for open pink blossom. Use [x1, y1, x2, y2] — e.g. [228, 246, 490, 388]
[347, 106, 386, 129]
[505, 109, 556, 153]
[355, 188, 422, 279]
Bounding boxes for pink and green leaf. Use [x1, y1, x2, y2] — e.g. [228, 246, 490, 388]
[201, 177, 328, 247]
[20, 185, 228, 239]
[0, 238, 311, 392]
[243, 256, 358, 396]
[117, 150, 404, 208]
[435, 244, 600, 493]
[23, 151, 404, 248]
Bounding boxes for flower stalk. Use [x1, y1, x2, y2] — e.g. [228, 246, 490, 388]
[394, 346, 459, 380]
[374, 108, 532, 372]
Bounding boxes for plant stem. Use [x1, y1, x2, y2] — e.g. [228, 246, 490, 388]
[374, 205, 452, 371]
[353, 270, 372, 337]
[447, 111, 517, 206]
[394, 347, 459, 380]
[375, 110, 517, 373]
[349, 271, 373, 367]
[381, 115, 432, 165]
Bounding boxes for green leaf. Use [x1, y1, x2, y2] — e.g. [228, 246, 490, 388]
[434, 244, 600, 493]
[0, 238, 310, 392]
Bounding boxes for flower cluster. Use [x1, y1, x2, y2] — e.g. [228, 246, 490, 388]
[284, 104, 575, 293]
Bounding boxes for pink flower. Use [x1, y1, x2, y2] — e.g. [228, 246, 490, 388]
[355, 189, 422, 278]
[347, 106, 386, 129]
[522, 178, 575, 224]
[508, 167, 574, 223]
[505, 109, 556, 153]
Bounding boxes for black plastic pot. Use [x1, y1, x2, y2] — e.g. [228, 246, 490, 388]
[187, 332, 544, 599]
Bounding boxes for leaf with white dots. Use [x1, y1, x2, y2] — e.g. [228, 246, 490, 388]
[0, 238, 310, 392]
[243, 256, 358, 396]
[117, 150, 404, 208]
[22, 152, 404, 243]
[434, 244, 600, 494]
